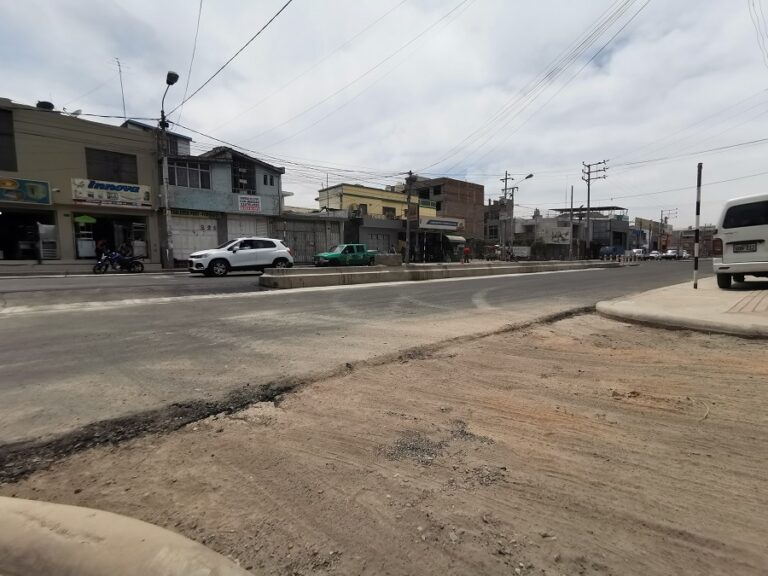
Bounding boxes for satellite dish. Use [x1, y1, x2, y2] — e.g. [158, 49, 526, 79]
[71, 109, 82, 117]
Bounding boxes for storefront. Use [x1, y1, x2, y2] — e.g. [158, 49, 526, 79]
[0, 177, 58, 260]
[408, 216, 465, 262]
[70, 178, 153, 259]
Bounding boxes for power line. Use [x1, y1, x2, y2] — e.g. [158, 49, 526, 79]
[209, 0, 410, 133]
[62, 73, 120, 108]
[418, 0, 642, 173]
[610, 88, 768, 162]
[168, 0, 295, 115]
[236, 0, 474, 148]
[260, 0, 478, 151]
[611, 136, 768, 169]
[176, 0, 204, 125]
[594, 168, 768, 202]
[461, 0, 651, 171]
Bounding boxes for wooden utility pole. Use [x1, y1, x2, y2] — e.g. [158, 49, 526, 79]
[582, 160, 607, 258]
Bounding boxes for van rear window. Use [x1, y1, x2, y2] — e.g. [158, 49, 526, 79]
[722, 201, 768, 228]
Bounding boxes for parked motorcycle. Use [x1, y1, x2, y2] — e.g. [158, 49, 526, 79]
[92, 251, 145, 274]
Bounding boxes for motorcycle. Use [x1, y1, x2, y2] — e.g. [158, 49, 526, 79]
[92, 251, 145, 274]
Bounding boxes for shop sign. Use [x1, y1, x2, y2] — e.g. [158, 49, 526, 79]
[418, 217, 463, 231]
[0, 178, 51, 205]
[539, 221, 571, 245]
[238, 195, 261, 213]
[72, 178, 152, 208]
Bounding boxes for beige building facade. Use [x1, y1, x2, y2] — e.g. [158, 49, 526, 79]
[0, 98, 161, 263]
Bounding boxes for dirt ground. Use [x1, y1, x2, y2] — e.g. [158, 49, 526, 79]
[2, 315, 767, 575]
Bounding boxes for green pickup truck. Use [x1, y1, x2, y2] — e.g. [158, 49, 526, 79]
[313, 244, 376, 266]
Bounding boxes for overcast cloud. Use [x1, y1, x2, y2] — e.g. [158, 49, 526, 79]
[2, 0, 767, 226]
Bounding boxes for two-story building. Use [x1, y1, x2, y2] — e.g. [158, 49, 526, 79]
[163, 146, 285, 264]
[0, 98, 161, 264]
[412, 177, 484, 243]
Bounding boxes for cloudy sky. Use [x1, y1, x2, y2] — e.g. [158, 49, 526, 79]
[2, 0, 767, 226]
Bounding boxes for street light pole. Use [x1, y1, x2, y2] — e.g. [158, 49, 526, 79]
[160, 71, 179, 269]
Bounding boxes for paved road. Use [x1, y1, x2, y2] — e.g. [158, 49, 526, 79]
[0, 261, 707, 445]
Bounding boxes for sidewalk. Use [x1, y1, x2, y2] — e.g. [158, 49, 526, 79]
[597, 276, 768, 338]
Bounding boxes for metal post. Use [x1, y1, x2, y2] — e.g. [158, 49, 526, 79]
[694, 162, 702, 289]
[510, 186, 516, 260]
[568, 185, 574, 260]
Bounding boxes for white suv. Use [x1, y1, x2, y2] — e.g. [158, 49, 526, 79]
[713, 193, 768, 288]
[188, 237, 294, 277]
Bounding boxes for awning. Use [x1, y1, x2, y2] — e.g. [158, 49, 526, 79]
[74, 214, 97, 224]
[444, 235, 466, 243]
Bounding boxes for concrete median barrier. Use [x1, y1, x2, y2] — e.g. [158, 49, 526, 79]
[260, 260, 620, 289]
[0, 497, 250, 576]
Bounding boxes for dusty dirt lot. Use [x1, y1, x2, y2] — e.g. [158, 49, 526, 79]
[2, 315, 767, 575]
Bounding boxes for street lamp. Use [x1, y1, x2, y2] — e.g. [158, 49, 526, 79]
[508, 173, 533, 259]
[160, 70, 179, 269]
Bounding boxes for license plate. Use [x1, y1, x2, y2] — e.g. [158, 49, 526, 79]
[733, 243, 757, 253]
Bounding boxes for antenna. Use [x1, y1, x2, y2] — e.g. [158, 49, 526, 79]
[115, 57, 126, 119]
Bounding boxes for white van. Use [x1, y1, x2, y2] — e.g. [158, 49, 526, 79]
[712, 193, 768, 288]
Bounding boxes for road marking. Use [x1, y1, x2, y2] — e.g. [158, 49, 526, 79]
[0, 268, 606, 317]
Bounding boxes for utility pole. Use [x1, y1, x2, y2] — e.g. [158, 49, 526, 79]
[404, 171, 417, 264]
[568, 185, 574, 260]
[582, 160, 608, 258]
[659, 208, 678, 252]
[500, 171, 512, 260]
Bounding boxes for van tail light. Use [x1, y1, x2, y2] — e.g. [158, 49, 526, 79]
[712, 238, 723, 256]
[288, 247, 293, 256]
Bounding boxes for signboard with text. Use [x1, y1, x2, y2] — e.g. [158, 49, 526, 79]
[72, 178, 152, 208]
[238, 195, 262, 213]
[418, 217, 464, 231]
[0, 178, 51, 205]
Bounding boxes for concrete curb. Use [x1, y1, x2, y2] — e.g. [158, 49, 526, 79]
[0, 497, 250, 576]
[260, 260, 621, 289]
[596, 300, 768, 339]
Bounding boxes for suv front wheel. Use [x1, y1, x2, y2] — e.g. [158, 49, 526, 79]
[716, 273, 732, 289]
[272, 258, 290, 268]
[208, 259, 230, 277]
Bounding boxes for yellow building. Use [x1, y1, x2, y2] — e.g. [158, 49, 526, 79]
[317, 183, 436, 218]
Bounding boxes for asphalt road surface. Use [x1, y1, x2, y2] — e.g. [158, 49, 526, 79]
[0, 261, 708, 445]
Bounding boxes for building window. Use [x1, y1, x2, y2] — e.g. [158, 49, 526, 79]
[382, 206, 396, 219]
[168, 161, 211, 189]
[85, 148, 138, 183]
[263, 174, 268, 186]
[433, 185, 442, 195]
[418, 188, 430, 200]
[269, 175, 274, 186]
[436, 201, 442, 211]
[0, 109, 17, 171]
[488, 225, 499, 239]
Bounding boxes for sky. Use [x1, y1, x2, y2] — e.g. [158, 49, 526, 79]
[2, 0, 768, 227]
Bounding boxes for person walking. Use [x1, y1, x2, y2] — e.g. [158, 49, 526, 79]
[462, 245, 471, 264]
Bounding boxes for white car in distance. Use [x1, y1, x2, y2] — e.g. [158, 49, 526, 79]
[188, 237, 294, 277]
